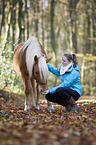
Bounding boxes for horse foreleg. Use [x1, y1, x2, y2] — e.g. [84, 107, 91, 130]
[47, 101, 55, 112]
[31, 79, 36, 107]
[24, 94, 30, 111]
[36, 84, 40, 110]
[22, 75, 36, 111]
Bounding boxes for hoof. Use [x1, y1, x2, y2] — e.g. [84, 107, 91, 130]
[35, 106, 40, 110]
[24, 106, 30, 111]
[48, 106, 55, 112]
[70, 106, 79, 112]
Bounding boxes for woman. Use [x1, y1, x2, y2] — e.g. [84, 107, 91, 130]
[41, 53, 82, 112]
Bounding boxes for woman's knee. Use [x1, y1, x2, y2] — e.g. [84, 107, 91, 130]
[56, 87, 71, 101]
[45, 94, 49, 100]
[56, 88, 63, 94]
[45, 93, 52, 101]
[56, 87, 67, 96]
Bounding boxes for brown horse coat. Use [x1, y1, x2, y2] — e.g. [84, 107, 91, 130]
[13, 36, 54, 111]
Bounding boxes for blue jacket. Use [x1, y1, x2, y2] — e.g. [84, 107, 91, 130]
[47, 63, 82, 96]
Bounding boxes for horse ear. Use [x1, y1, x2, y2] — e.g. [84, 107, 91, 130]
[46, 57, 52, 63]
[34, 55, 38, 64]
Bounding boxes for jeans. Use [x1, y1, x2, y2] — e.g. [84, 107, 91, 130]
[46, 87, 80, 104]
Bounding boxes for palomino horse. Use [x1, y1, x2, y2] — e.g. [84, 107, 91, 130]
[13, 36, 54, 111]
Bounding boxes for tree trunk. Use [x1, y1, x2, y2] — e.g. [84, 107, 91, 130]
[11, 0, 16, 51]
[0, 0, 6, 40]
[92, 0, 96, 55]
[18, 0, 23, 43]
[50, 0, 57, 85]
[68, 0, 79, 52]
[3, 1, 11, 55]
[25, 0, 29, 40]
[41, 1, 44, 48]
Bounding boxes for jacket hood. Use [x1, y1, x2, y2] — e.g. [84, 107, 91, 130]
[66, 63, 79, 72]
[74, 64, 79, 72]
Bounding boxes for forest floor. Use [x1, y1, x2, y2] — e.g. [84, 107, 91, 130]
[0, 89, 96, 145]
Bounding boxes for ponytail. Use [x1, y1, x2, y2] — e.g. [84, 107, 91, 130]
[72, 54, 78, 68]
[63, 53, 78, 68]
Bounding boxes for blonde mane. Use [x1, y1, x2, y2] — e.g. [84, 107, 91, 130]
[38, 57, 49, 81]
[20, 36, 48, 79]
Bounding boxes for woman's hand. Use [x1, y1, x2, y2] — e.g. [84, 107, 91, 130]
[41, 90, 49, 95]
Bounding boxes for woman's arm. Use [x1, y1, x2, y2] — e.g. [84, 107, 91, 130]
[48, 71, 79, 94]
[47, 63, 60, 76]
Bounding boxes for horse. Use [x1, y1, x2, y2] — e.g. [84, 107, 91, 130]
[13, 36, 54, 111]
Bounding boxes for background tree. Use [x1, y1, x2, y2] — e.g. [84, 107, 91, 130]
[0, 0, 96, 96]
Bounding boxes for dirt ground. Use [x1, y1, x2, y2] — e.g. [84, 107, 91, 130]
[0, 89, 96, 145]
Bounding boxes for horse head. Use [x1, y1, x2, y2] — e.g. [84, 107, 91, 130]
[33, 55, 51, 93]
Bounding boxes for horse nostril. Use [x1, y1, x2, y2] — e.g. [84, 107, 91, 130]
[41, 89, 43, 93]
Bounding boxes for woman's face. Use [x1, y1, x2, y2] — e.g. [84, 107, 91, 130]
[62, 55, 70, 66]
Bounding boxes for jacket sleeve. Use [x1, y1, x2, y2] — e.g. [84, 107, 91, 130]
[48, 71, 79, 94]
[47, 63, 60, 76]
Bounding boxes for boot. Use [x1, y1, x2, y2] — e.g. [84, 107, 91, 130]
[59, 100, 71, 112]
[67, 97, 79, 112]
[66, 104, 71, 112]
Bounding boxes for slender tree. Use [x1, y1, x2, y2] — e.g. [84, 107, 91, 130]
[3, 1, 11, 55]
[50, 0, 57, 85]
[41, 1, 44, 47]
[18, 0, 23, 43]
[0, 0, 6, 40]
[92, 0, 96, 56]
[85, 1, 91, 54]
[68, 0, 80, 53]
[25, 0, 29, 40]
[11, 0, 16, 51]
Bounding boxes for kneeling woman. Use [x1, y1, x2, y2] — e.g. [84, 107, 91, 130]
[41, 53, 82, 112]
